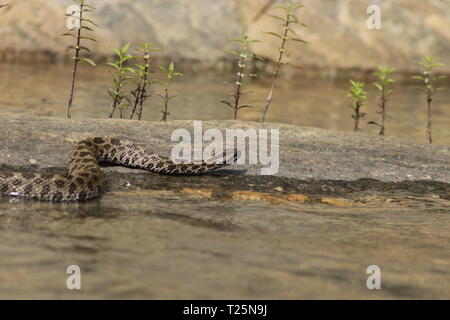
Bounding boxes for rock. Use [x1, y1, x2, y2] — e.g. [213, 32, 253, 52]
[181, 188, 213, 198]
[0, 112, 448, 182]
[0, 0, 241, 64]
[231, 190, 288, 205]
[283, 193, 309, 203]
[1, 0, 448, 73]
[239, 0, 450, 73]
[321, 197, 353, 207]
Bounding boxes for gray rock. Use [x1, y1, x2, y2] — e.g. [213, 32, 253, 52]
[0, 112, 448, 182]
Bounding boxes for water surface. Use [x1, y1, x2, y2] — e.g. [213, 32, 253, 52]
[1, 63, 449, 144]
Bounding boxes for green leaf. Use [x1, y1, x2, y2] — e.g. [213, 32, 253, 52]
[288, 38, 307, 43]
[121, 43, 131, 53]
[82, 58, 96, 66]
[135, 64, 146, 71]
[107, 62, 120, 70]
[220, 100, 233, 108]
[228, 51, 241, 57]
[78, 45, 92, 53]
[274, 5, 288, 11]
[238, 105, 254, 109]
[61, 32, 77, 38]
[373, 83, 383, 91]
[123, 67, 135, 73]
[80, 25, 94, 31]
[268, 14, 287, 22]
[263, 31, 283, 39]
[108, 88, 119, 97]
[80, 35, 98, 42]
[230, 37, 244, 43]
[291, 4, 305, 10]
[286, 27, 297, 35]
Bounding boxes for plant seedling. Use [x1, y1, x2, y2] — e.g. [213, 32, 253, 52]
[107, 43, 134, 119]
[62, 0, 98, 118]
[221, 30, 261, 120]
[369, 66, 395, 136]
[130, 42, 160, 120]
[260, 0, 307, 123]
[347, 80, 367, 132]
[412, 56, 446, 144]
[157, 62, 183, 122]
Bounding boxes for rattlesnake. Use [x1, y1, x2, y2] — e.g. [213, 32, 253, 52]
[0, 137, 238, 201]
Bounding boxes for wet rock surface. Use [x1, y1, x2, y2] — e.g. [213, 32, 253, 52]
[0, 112, 449, 299]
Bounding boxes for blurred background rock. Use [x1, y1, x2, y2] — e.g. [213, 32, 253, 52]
[0, 0, 449, 73]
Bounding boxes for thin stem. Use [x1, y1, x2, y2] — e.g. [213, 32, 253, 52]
[130, 87, 141, 120]
[119, 104, 124, 119]
[137, 86, 147, 120]
[233, 58, 245, 120]
[109, 89, 121, 118]
[67, 3, 84, 118]
[260, 14, 290, 123]
[427, 90, 432, 144]
[379, 91, 386, 136]
[161, 88, 169, 122]
[109, 96, 119, 118]
[130, 55, 150, 120]
[109, 59, 126, 119]
[354, 102, 361, 132]
[138, 58, 150, 120]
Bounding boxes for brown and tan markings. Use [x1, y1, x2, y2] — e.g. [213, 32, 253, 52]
[0, 137, 238, 201]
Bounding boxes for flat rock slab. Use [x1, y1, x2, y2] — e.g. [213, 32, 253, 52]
[1, 112, 449, 182]
[0, 112, 449, 299]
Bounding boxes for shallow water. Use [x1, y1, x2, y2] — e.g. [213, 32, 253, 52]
[0, 63, 449, 144]
[1, 174, 450, 299]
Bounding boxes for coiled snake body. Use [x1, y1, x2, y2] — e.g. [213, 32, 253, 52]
[0, 137, 237, 201]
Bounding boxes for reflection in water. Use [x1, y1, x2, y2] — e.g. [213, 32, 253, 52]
[0, 63, 449, 144]
[1, 192, 450, 299]
[0, 63, 449, 299]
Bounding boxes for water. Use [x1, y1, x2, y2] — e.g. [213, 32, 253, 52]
[1, 181, 450, 299]
[0, 63, 449, 144]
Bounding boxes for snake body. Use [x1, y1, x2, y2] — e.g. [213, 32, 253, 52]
[0, 137, 237, 201]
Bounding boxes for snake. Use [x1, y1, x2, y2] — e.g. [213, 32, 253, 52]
[0, 137, 238, 201]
